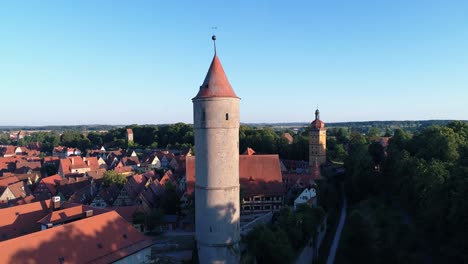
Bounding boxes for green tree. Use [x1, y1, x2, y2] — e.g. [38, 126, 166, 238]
[102, 170, 127, 187]
[160, 182, 180, 215]
[342, 211, 378, 263]
[247, 224, 294, 264]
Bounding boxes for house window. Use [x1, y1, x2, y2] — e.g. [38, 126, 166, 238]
[226, 113, 229, 120]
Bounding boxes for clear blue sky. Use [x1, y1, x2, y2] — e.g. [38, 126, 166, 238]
[1, 1, 467, 125]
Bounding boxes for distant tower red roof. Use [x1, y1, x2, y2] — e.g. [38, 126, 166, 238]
[311, 108, 325, 129]
[193, 55, 239, 99]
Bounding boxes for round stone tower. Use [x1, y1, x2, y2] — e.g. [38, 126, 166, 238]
[309, 108, 327, 170]
[192, 37, 240, 263]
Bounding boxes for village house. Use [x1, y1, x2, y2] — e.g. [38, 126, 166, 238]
[33, 174, 62, 200]
[186, 151, 286, 215]
[141, 152, 161, 169]
[90, 184, 122, 208]
[0, 181, 32, 203]
[112, 172, 151, 207]
[53, 146, 82, 158]
[58, 156, 103, 177]
[294, 187, 317, 210]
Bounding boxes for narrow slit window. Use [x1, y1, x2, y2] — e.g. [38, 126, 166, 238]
[202, 111, 206, 121]
[225, 113, 229, 120]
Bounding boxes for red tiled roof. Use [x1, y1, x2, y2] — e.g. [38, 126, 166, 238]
[43, 156, 60, 164]
[110, 205, 139, 223]
[193, 55, 239, 99]
[0, 200, 52, 241]
[0, 176, 20, 187]
[114, 166, 134, 175]
[7, 181, 31, 199]
[37, 204, 108, 225]
[15, 160, 41, 172]
[0, 211, 153, 264]
[311, 119, 325, 129]
[39, 174, 62, 195]
[186, 154, 285, 197]
[60, 156, 88, 175]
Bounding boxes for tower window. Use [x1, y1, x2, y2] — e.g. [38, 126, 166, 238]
[225, 113, 229, 120]
[202, 111, 206, 121]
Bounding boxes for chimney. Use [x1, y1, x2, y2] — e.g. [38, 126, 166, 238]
[52, 196, 61, 210]
[71, 158, 74, 165]
[84, 210, 93, 218]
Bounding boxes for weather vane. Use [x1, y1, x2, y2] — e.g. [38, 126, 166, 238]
[211, 26, 218, 54]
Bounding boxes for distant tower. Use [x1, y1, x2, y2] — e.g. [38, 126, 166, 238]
[126, 128, 134, 143]
[192, 35, 240, 263]
[309, 108, 327, 170]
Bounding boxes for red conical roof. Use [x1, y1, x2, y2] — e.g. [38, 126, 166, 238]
[193, 55, 239, 99]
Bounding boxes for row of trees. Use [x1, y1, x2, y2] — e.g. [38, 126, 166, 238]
[246, 205, 325, 264]
[340, 121, 468, 263]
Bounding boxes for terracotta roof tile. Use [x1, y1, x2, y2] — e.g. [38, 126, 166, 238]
[37, 204, 108, 225]
[193, 55, 239, 99]
[0, 211, 153, 263]
[186, 154, 285, 197]
[0, 200, 52, 241]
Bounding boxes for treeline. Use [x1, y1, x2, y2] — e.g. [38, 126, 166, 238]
[0, 125, 119, 132]
[245, 205, 325, 264]
[339, 121, 468, 263]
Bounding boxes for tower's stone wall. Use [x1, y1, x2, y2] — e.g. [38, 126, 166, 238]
[309, 128, 327, 167]
[193, 97, 240, 263]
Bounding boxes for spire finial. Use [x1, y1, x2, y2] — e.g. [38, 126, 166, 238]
[212, 35, 217, 55]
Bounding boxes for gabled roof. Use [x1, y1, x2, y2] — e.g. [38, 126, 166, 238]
[0, 211, 153, 264]
[15, 160, 41, 172]
[193, 55, 239, 99]
[7, 181, 31, 199]
[186, 154, 285, 197]
[94, 184, 122, 205]
[122, 156, 140, 166]
[56, 179, 92, 201]
[37, 174, 62, 195]
[125, 173, 149, 198]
